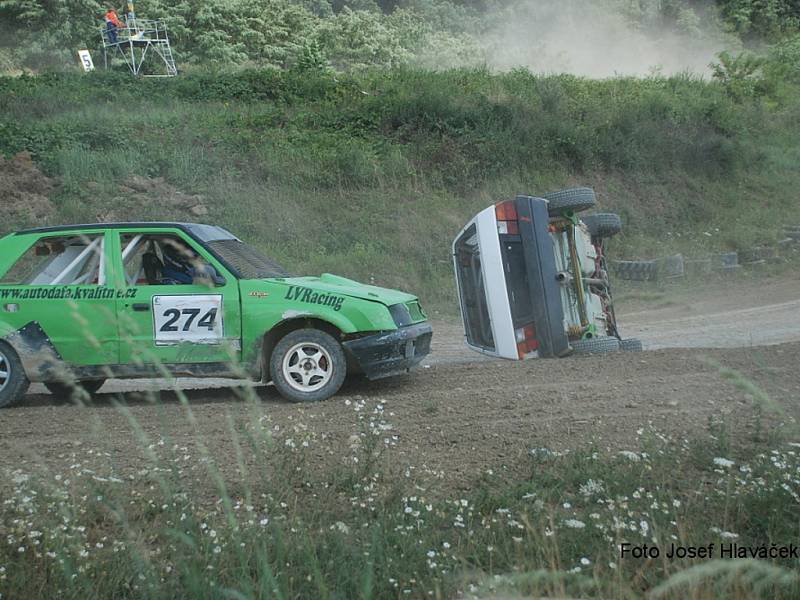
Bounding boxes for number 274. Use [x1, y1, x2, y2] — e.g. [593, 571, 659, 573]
[160, 308, 217, 332]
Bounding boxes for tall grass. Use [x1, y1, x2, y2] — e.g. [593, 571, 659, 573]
[1, 379, 798, 598]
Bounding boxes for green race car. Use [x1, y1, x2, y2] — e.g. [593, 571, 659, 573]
[0, 223, 432, 407]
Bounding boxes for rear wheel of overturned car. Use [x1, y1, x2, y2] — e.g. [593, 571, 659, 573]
[570, 336, 621, 355]
[543, 187, 597, 217]
[271, 329, 346, 403]
[45, 380, 107, 404]
[581, 213, 622, 239]
[0, 341, 30, 409]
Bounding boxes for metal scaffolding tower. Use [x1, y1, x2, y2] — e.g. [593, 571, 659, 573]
[100, 3, 177, 77]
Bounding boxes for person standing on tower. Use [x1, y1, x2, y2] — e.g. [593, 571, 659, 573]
[105, 7, 123, 44]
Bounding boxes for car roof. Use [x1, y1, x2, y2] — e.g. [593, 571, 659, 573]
[14, 222, 240, 243]
[17, 222, 207, 235]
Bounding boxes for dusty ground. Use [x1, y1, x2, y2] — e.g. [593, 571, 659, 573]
[1, 274, 798, 495]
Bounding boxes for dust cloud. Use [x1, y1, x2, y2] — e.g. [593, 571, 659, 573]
[474, 0, 732, 77]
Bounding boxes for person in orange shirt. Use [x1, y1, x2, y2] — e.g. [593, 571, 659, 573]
[104, 8, 123, 44]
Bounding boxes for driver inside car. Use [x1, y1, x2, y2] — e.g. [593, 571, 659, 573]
[160, 240, 220, 287]
[161, 242, 200, 284]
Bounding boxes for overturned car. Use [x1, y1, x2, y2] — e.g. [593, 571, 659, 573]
[453, 188, 641, 360]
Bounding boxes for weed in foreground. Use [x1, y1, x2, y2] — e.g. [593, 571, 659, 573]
[1, 386, 799, 599]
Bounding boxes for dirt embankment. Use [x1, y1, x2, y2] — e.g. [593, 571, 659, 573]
[1, 160, 209, 228]
[95, 175, 209, 222]
[1, 151, 57, 222]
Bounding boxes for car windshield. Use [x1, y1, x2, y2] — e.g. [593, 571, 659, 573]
[207, 239, 289, 279]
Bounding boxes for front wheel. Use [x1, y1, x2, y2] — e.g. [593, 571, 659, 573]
[0, 342, 30, 408]
[270, 329, 346, 403]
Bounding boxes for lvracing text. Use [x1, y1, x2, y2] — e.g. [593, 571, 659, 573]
[0, 287, 138, 300]
[284, 286, 344, 311]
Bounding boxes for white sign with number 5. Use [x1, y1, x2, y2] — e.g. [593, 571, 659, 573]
[152, 295, 224, 345]
[77, 50, 94, 72]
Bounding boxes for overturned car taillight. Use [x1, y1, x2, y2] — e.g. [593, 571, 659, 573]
[515, 324, 538, 358]
[495, 200, 519, 235]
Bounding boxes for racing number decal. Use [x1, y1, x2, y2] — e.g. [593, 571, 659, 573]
[159, 307, 217, 332]
[152, 295, 224, 345]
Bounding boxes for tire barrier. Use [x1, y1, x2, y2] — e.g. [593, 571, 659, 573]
[658, 254, 685, 278]
[684, 258, 712, 277]
[612, 237, 797, 282]
[738, 246, 779, 265]
[610, 260, 659, 281]
[712, 251, 740, 272]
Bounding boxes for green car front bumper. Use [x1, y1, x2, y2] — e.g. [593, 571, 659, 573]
[343, 322, 433, 380]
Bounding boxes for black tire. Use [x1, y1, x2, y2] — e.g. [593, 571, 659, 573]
[570, 336, 620, 355]
[581, 213, 622, 239]
[620, 338, 643, 352]
[543, 187, 597, 217]
[45, 379, 106, 404]
[270, 329, 346, 403]
[0, 341, 30, 408]
[611, 260, 659, 281]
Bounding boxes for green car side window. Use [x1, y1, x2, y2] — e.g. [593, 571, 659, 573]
[120, 233, 223, 287]
[0, 234, 105, 285]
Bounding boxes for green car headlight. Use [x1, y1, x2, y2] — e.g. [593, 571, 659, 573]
[389, 303, 412, 327]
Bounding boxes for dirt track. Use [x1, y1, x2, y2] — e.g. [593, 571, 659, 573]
[1, 275, 798, 493]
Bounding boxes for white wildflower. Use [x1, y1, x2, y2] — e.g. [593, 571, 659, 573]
[334, 522, 350, 534]
[564, 519, 586, 529]
[619, 451, 640, 461]
[579, 479, 605, 497]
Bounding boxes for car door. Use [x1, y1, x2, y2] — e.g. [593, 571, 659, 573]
[0, 230, 119, 371]
[112, 228, 242, 366]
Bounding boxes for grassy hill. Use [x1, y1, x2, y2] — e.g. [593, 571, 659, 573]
[2, 68, 799, 309]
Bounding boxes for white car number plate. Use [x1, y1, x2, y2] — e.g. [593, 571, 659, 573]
[152, 295, 224, 345]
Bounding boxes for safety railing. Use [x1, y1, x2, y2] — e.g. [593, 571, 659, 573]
[99, 18, 171, 47]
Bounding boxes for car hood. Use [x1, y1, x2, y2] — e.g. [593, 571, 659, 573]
[271, 273, 418, 307]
